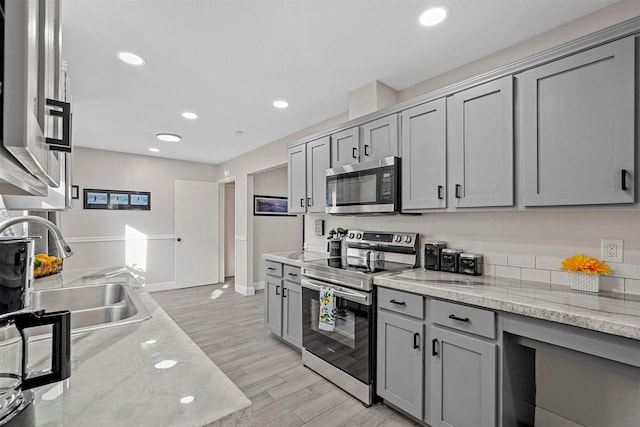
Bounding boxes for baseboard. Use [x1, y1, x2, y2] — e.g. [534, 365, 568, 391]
[535, 407, 584, 427]
[235, 284, 255, 296]
[145, 281, 183, 292]
[254, 280, 265, 290]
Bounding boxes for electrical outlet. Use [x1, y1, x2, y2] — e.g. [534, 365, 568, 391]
[601, 239, 623, 263]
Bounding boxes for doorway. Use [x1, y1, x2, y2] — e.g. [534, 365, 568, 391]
[224, 182, 235, 279]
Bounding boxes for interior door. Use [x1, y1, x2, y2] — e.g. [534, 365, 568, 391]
[175, 180, 219, 288]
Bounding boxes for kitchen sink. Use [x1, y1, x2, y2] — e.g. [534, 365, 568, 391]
[29, 283, 150, 335]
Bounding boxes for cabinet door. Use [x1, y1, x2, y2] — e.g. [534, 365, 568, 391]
[287, 144, 307, 213]
[4, 0, 49, 182]
[306, 136, 330, 213]
[521, 36, 635, 206]
[449, 77, 514, 207]
[264, 277, 283, 336]
[361, 115, 399, 161]
[376, 311, 424, 419]
[331, 127, 360, 167]
[401, 98, 447, 210]
[282, 281, 302, 349]
[431, 326, 497, 427]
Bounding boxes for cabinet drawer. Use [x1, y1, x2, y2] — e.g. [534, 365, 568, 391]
[265, 261, 283, 277]
[378, 287, 424, 319]
[283, 265, 301, 283]
[432, 299, 495, 339]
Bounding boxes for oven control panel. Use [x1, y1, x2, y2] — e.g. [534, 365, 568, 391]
[346, 230, 418, 248]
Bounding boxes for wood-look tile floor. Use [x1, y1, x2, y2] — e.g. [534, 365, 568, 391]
[151, 280, 420, 427]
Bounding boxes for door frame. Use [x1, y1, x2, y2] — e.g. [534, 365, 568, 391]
[217, 175, 236, 285]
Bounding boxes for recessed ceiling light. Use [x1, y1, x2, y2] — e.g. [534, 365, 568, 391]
[118, 51, 145, 65]
[156, 133, 181, 142]
[180, 396, 195, 404]
[273, 100, 289, 109]
[182, 112, 198, 119]
[419, 6, 449, 27]
[148, 148, 160, 153]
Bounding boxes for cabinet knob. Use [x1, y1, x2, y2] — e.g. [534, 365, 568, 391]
[275, 285, 280, 296]
[307, 198, 311, 206]
[176, 237, 182, 242]
[413, 332, 420, 349]
[432, 339, 438, 356]
[352, 147, 358, 159]
[390, 299, 406, 306]
[437, 185, 444, 200]
[300, 198, 304, 208]
[455, 184, 461, 199]
[364, 145, 370, 156]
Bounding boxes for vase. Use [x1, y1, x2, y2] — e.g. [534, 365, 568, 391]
[570, 272, 600, 292]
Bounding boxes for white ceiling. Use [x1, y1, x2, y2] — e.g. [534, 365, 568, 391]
[61, 0, 620, 165]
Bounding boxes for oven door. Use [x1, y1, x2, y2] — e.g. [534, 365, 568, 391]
[301, 278, 373, 384]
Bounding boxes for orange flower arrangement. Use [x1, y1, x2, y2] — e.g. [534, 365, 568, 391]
[561, 254, 610, 275]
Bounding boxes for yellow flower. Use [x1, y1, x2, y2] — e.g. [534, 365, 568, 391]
[561, 254, 610, 275]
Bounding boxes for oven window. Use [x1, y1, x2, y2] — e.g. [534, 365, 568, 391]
[310, 299, 355, 349]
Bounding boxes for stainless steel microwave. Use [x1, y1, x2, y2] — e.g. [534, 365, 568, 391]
[326, 157, 400, 214]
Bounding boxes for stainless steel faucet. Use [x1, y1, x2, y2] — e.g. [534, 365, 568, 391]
[0, 215, 73, 258]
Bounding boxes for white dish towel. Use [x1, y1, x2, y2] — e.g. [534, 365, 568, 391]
[318, 287, 336, 332]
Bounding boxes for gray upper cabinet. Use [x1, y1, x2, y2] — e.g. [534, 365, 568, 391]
[287, 144, 306, 214]
[306, 136, 330, 213]
[431, 326, 497, 427]
[449, 77, 514, 208]
[361, 114, 399, 161]
[521, 36, 635, 206]
[331, 127, 360, 167]
[288, 136, 330, 214]
[377, 310, 424, 420]
[401, 98, 447, 211]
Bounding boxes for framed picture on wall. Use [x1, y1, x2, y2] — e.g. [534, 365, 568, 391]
[84, 189, 151, 210]
[253, 195, 290, 216]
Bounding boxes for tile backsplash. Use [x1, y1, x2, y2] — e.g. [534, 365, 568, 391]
[305, 243, 640, 295]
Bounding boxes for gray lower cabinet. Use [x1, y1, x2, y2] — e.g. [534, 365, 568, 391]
[430, 326, 497, 427]
[449, 76, 514, 208]
[521, 35, 635, 206]
[265, 276, 283, 335]
[401, 98, 447, 211]
[264, 262, 302, 349]
[376, 310, 424, 419]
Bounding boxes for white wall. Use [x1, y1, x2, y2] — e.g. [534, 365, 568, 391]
[216, 112, 347, 295]
[252, 166, 302, 284]
[60, 147, 217, 285]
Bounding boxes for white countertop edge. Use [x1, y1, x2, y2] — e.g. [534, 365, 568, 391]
[262, 251, 328, 267]
[374, 275, 640, 341]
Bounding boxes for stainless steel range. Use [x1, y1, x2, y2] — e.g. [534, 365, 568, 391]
[301, 230, 419, 405]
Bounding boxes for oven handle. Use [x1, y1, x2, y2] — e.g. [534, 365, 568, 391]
[301, 278, 371, 306]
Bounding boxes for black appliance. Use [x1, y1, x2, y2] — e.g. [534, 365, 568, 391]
[301, 230, 419, 405]
[0, 237, 71, 426]
[424, 241, 447, 271]
[325, 157, 400, 214]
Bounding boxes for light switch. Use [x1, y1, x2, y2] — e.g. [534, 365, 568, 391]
[315, 220, 324, 236]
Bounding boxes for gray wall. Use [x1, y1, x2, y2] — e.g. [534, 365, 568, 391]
[60, 147, 217, 284]
[252, 166, 302, 283]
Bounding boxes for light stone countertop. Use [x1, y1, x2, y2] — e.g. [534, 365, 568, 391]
[262, 251, 328, 267]
[375, 269, 640, 341]
[30, 266, 252, 427]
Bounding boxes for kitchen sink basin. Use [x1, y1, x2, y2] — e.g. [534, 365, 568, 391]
[30, 283, 150, 335]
